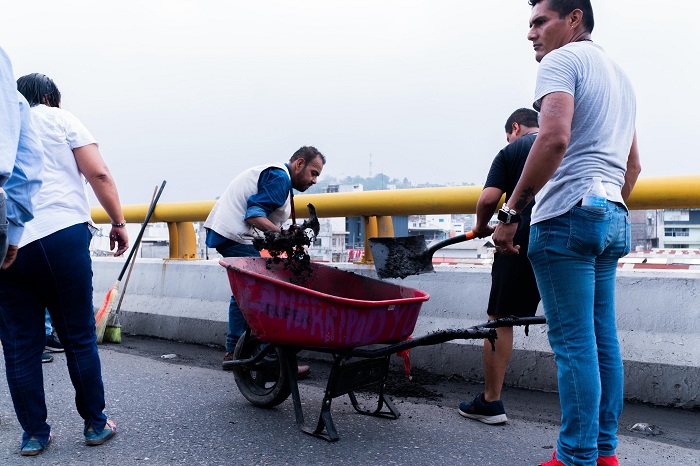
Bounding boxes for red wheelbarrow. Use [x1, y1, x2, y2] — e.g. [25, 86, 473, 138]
[220, 257, 545, 441]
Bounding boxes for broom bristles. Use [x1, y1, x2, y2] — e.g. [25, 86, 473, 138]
[96, 284, 118, 344]
[104, 314, 122, 344]
[103, 326, 121, 343]
[104, 312, 122, 343]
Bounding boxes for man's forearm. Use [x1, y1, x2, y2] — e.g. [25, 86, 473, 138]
[508, 92, 573, 212]
[90, 175, 126, 224]
[509, 139, 565, 212]
[246, 216, 281, 233]
[622, 132, 641, 202]
[474, 187, 502, 235]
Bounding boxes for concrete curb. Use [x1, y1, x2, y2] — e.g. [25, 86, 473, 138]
[92, 258, 700, 409]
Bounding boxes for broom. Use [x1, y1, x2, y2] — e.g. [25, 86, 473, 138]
[103, 186, 159, 343]
[96, 180, 166, 343]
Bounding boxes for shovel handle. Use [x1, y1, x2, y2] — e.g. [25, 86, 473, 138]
[426, 230, 475, 254]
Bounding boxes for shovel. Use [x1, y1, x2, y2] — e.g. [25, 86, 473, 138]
[369, 230, 475, 279]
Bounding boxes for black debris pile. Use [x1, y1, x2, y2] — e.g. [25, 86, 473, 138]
[252, 203, 321, 283]
[383, 367, 444, 401]
[253, 224, 314, 282]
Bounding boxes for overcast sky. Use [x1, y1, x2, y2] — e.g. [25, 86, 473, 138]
[2, 1, 698, 205]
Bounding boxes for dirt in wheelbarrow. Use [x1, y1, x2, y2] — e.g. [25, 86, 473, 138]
[253, 225, 314, 283]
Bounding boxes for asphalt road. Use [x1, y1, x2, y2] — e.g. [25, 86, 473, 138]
[1, 335, 698, 465]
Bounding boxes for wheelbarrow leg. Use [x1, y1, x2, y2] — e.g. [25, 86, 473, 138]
[346, 355, 400, 420]
[282, 348, 340, 442]
[348, 391, 400, 419]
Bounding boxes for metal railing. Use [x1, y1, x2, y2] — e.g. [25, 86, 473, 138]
[91, 175, 700, 260]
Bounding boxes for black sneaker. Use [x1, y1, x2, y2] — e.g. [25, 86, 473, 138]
[45, 333, 64, 353]
[458, 393, 508, 424]
[42, 353, 54, 363]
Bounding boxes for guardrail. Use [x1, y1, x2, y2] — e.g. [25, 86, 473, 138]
[91, 175, 700, 260]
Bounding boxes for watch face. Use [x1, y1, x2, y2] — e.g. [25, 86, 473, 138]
[497, 209, 509, 223]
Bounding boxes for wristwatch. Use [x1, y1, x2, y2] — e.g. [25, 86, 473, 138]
[497, 204, 521, 224]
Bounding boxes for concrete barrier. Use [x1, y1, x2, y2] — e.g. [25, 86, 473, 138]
[92, 258, 700, 409]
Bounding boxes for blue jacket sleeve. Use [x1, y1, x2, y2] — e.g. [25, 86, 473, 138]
[5, 94, 44, 245]
[244, 167, 290, 220]
[0, 47, 20, 187]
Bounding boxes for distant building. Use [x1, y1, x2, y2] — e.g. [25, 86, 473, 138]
[658, 209, 700, 249]
[308, 217, 348, 262]
[90, 222, 169, 258]
[629, 210, 658, 251]
[627, 208, 700, 250]
[140, 222, 170, 258]
[408, 214, 452, 241]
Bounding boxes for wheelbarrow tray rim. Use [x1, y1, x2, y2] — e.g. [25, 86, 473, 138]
[219, 257, 430, 306]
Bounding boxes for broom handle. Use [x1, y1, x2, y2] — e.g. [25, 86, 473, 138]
[116, 180, 166, 282]
[115, 185, 159, 314]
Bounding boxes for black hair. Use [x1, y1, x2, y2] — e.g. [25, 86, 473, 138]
[505, 108, 539, 134]
[290, 146, 326, 165]
[528, 0, 594, 33]
[16, 73, 61, 107]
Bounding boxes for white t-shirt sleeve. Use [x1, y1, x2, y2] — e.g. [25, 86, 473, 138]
[533, 48, 579, 111]
[61, 109, 97, 149]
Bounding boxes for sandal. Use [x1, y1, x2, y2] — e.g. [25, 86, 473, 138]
[20, 434, 52, 456]
[85, 419, 117, 446]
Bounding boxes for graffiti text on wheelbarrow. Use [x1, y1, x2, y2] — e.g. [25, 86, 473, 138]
[262, 303, 310, 326]
[256, 286, 418, 346]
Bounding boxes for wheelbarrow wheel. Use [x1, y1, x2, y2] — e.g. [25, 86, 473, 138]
[232, 335, 292, 408]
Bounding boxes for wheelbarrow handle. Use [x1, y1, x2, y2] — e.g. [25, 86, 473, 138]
[479, 315, 547, 328]
[346, 315, 546, 359]
[349, 327, 497, 358]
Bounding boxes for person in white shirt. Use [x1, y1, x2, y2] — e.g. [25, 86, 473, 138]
[0, 73, 128, 456]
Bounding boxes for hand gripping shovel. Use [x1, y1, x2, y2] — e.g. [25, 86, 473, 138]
[95, 181, 166, 343]
[369, 230, 475, 279]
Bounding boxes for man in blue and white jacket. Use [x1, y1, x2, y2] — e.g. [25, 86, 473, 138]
[204, 146, 325, 375]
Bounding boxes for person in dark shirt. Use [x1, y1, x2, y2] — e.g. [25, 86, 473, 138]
[458, 108, 540, 424]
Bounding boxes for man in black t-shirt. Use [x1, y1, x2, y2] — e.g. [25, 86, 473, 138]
[458, 108, 541, 425]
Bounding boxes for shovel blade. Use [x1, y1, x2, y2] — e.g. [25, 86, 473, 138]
[369, 235, 434, 279]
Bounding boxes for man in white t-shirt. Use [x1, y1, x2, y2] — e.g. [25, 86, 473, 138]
[492, 2, 641, 465]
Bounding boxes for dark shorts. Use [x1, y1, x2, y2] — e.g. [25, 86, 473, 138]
[487, 250, 540, 317]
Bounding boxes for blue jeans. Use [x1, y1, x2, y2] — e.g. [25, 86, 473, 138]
[528, 202, 630, 466]
[215, 240, 260, 352]
[0, 223, 109, 448]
